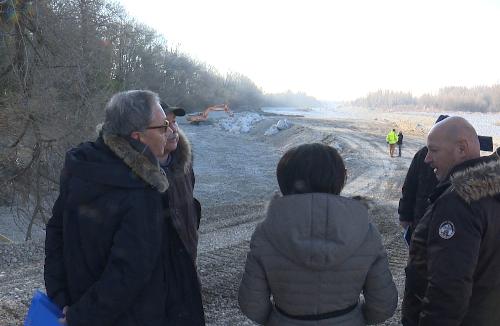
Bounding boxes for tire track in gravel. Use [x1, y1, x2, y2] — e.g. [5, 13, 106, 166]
[332, 132, 415, 201]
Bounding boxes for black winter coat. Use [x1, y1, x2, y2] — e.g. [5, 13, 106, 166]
[44, 135, 205, 326]
[488, 147, 499, 162]
[402, 157, 500, 326]
[161, 130, 201, 262]
[398, 147, 438, 227]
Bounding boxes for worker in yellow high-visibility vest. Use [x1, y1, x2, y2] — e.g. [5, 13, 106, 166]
[386, 129, 399, 157]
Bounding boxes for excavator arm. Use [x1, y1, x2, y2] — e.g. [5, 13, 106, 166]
[186, 104, 233, 123]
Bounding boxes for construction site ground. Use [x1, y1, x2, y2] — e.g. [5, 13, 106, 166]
[0, 110, 449, 325]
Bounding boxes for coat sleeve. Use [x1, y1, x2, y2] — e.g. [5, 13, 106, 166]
[238, 226, 272, 325]
[398, 150, 422, 223]
[362, 225, 398, 324]
[44, 169, 70, 309]
[190, 166, 202, 229]
[65, 191, 163, 326]
[418, 196, 483, 326]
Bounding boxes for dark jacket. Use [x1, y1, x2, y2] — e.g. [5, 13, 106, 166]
[161, 129, 201, 262]
[44, 135, 205, 326]
[239, 193, 397, 325]
[398, 147, 438, 227]
[397, 133, 404, 145]
[402, 157, 500, 326]
[487, 147, 499, 162]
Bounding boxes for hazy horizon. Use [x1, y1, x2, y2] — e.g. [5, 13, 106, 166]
[118, 0, 500, 101]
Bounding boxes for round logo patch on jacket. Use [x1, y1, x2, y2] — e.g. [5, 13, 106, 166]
[438, 221, 455, 239]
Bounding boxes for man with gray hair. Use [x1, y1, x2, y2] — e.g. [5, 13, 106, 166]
[44, 90, 205, 325]
[402, 116, 500, 326]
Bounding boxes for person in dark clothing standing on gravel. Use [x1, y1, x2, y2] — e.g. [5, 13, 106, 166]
[402, 116, 500, 326]
[158, 102, 202, 262]
[398, 115, 449, 236]
[397, 131, 403, 157]
[44, 90, 205, 326]
[398, 146, 438, 236]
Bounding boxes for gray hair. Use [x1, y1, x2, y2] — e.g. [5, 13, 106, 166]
[101, 90, 160, 136]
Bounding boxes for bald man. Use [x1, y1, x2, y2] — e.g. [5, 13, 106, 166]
[402, 117, 500, 326]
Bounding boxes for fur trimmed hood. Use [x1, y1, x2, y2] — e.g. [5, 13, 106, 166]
[103, 134, 169, 193]
[170, 129, 192, 174]
[451, 158, 500, 203]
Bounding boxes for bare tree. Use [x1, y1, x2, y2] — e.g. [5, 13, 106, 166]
[1, 0, 274, 240]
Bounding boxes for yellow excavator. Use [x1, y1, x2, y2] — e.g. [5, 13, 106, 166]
[186, 104, 234, 124]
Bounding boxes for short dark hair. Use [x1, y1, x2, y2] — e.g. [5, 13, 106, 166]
[276, 143, 346, 196]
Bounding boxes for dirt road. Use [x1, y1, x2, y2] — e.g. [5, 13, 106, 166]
[0, 113, 424, 325]
[191, 114, 424, 325]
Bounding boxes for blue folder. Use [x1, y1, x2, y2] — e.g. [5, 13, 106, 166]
[24, 290, 63, 326]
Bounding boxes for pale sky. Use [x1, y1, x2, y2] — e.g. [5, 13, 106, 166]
[117, 0, 500, 101]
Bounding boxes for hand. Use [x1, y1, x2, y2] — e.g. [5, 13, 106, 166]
[400, 221, 411, 230]
[59, 306, 69, 325]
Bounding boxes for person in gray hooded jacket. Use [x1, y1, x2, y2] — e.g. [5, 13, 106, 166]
[238, 143, 397, 326]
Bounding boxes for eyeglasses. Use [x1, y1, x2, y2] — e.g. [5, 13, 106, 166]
[146, 119, 170, 134]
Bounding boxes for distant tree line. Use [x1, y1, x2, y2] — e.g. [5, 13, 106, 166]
[353, 86, 500, 113]
[0, 0, 319, 239]
[352, 90, 416, 107]
[263, 90, 322, 108]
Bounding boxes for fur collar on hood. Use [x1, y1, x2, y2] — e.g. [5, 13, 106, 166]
[170, 129, 192, 175]
[103, 134, 169, 193]
[451, 158, 500, 203]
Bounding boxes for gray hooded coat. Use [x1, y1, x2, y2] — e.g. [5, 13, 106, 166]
[238, 193, 397, 326]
